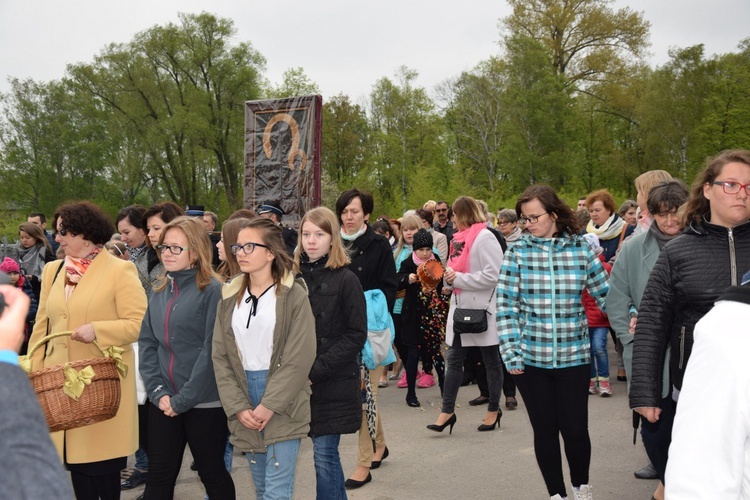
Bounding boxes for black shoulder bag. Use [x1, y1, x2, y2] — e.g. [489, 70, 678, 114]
[453, 290, 493, 334]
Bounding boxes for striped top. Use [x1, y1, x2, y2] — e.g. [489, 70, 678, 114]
[496, 234, 609, 370]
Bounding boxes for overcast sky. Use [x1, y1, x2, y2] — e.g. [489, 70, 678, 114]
[1, 0, 748, 103]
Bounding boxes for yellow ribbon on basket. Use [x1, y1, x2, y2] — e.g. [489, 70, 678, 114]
[18, 356, 32, 374]
[102, 345, 128, 378]
[63, 364, 96, 401]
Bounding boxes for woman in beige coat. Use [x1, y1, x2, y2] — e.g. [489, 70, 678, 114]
[27, 201, 147, 499]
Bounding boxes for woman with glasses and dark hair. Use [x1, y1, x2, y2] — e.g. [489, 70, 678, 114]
[26, 201, 148, 499]
[139, 216, 235, 499]
[497, 185, 609, 500]
[212, 218, 316, 499]
[630, 150, 750, 489]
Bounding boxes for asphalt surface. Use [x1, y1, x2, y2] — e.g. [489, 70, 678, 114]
[122, 345, 658, 499]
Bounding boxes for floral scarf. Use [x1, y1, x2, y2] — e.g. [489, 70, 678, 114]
[64, 247, 103, 301]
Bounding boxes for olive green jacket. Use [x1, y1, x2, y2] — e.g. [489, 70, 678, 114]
[212, 273, 316, 453]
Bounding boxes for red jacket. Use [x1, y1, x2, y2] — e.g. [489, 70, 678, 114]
[583, 254, 611, 327]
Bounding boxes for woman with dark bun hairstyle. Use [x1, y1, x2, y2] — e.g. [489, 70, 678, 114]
[27, 201, 148, 499]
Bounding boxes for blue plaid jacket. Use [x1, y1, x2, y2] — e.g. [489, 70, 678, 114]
[496, 234, 609, 371]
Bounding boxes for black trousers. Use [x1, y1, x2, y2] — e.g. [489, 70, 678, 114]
[514, 364, 591, 498]
[641, 394, 677, 483]
[143, 403, 235, 500]
[69, 457, 126, 500]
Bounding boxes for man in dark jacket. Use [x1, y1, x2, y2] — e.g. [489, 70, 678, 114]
[259, 203, 298, 257]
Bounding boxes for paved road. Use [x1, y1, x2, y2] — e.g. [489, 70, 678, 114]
[123, 356, 657, 499]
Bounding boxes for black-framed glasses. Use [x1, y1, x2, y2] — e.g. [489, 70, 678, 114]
[156, 244, 189, 255]
[497, 220, 514, 226]
[711, 181, 750, 196]
[230, 242, 269, 255]
[435, 208, 448, 213]
[519, 213, 548, 225]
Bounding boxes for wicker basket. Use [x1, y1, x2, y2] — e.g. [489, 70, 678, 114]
[417, 259, 445, 290]
[23, 332, 122, 432]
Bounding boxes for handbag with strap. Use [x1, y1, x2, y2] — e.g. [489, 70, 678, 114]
[453, 290, 493, 335]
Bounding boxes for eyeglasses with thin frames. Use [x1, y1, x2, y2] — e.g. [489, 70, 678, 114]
[230, 242, 269, 255]
[711, 181, 750, 196]
[156, 244, 189, 255]
[519, 213, 548, 225]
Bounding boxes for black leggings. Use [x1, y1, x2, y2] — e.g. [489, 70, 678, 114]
[513, 364, 591, 498]
[144, 403, 235, 500]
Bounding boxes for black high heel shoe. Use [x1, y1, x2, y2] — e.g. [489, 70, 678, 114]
[477, 410, 502, 431]
[427, 413, 457, 434]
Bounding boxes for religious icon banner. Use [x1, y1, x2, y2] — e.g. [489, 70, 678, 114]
[244, 95, 322, 226]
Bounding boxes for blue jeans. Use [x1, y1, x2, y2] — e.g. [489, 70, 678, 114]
[589, 327, 610, 379]
[312, 434, 346, 500]
[245, 370, 301, 500]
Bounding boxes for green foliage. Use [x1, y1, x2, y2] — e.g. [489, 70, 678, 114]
[1, 5, 748, 225]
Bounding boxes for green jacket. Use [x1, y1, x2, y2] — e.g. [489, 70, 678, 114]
[606, 229, 670, 398]
[212, 273, 316, 453]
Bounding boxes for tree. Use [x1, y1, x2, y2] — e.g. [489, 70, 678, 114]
[68, 12, 266, 207]
[321, 94, 372, 190]
[368, 66, 445, 214]
[271, 67, 320, 98]
[502, 0, 650, 88]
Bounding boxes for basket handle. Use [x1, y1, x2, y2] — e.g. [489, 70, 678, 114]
[19, 331, 128, 377]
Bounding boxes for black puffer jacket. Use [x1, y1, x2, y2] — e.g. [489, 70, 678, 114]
[630, 218, 750, 408]
[300, 255, 367, 437]
[343, 225, 398, 312]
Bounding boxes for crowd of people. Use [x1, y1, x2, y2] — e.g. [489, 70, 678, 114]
[3, 149, 750, 499]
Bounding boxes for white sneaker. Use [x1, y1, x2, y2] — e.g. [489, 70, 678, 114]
[572, 484, 592, 500]
[550, 495, 567, 500]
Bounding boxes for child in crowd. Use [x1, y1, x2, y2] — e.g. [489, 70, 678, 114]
[582, 233, 613, 397]
[396, 228, 448, 407]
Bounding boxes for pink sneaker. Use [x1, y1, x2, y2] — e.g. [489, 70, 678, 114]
[396, 370, 423, 388]
[417, 373, 435, 388]
[598, 379, 612, 397]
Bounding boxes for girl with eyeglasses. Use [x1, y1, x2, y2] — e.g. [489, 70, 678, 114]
[630, 150, 750, 492]
[497, 185, 609, 500]
[139, 216, 235, 499]
[212, 218, 316, 499]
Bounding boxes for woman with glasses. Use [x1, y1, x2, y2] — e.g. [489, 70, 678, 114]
[497, 209, 523, 243]
[139, 216, 235, 499]
[497, 185, 609, 500]
[26, 201, 148, 499]
[212, 218, 316, 499]
[630, 150, 750, 489]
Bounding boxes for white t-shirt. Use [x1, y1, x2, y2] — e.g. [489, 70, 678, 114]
[231, 285, 277, 371]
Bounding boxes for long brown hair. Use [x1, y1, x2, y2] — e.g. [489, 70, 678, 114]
[683, 150, 750, 225]
[18, 222, 53, 253]
[236, 218, 295, 305]
[154, 216, 218, 292]
[216, 219, 245, 280]
[294, 207, 350, 270]
[515, 184, 579, 236]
